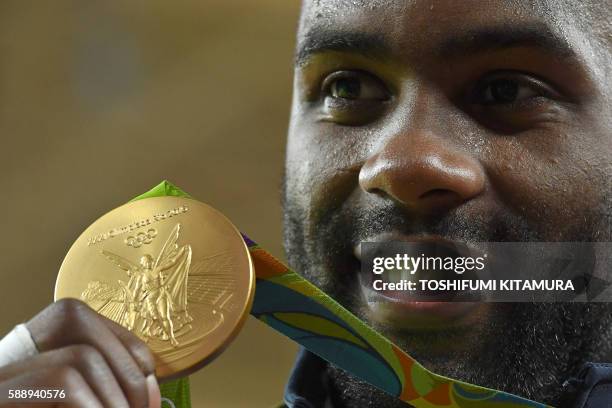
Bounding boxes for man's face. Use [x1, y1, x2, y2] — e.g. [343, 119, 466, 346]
[284, 0, 611, 406]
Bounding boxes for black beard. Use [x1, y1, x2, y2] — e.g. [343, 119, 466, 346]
[281, 193, 612, 407]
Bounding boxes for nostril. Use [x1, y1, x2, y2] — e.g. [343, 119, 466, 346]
[418, 189, 463, 213]
[420, 188, 465, 205]
[419, 188, 455, 200]
[366, 187, 386, 197]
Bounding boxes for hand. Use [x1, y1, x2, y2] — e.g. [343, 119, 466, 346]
[0, 298, 161, 407]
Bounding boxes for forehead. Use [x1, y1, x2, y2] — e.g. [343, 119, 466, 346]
[297, 0, 606, 65]
[300, 0, 593, 31]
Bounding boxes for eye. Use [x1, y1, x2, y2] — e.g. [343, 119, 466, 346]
[471, 72, 556, 106]
[330, 77, 361, 99]
[468, 71, 564, 133]
[476, 78, 537, 105]
[323, 71, 389, 101]
[318, 70, 390, 126]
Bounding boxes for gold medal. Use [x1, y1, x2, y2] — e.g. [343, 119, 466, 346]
[54, 196, 255, 380]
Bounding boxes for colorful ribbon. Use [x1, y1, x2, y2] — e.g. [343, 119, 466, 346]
[135, 181, 552, 408]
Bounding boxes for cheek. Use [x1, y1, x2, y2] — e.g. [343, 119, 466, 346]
[484, 128, 607, 239]
[286, 122, 364, 229]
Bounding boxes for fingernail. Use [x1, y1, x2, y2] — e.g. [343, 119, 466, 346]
[146, 374, 161, 408]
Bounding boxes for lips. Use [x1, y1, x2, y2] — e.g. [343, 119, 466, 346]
[354, 232, 488, 329]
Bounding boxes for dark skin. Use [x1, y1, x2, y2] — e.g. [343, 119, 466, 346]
[284, 0, 611, 406]
[0, 299, 161, 407]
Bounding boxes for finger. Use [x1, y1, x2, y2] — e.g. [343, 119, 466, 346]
[0, 366, 102, 408]
[146, 375, 161, 408]
[28, 298, 154, 374]
[100, 316, 156, 375]
[27, 299, 150, 407]
[65, 345, 131, 408]
[0, 345, 129, 408]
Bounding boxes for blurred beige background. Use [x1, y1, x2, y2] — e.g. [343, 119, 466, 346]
[0, 1, 301, 406]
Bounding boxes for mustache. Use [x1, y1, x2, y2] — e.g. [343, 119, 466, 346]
[338, 201, 541, 245]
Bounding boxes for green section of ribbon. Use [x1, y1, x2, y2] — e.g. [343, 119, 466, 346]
[131, 180, 191, 408]
[159, 379, 191, 408]
[130, 180, 192, 203]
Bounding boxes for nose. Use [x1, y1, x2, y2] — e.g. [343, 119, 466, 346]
[359, 131, 485, 214]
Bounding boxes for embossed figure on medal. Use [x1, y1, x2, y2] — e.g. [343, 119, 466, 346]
[82, 224, 192, 346]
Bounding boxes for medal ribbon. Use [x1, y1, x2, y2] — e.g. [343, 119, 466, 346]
[135, 181, 551, 408]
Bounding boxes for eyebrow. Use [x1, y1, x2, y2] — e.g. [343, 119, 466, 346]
[295, 24, 576, 66]
[295, 30, 391, 66]
[438, 24, 575, 59]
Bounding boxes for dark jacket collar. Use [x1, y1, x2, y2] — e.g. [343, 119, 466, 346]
[284, 348, 329, 408]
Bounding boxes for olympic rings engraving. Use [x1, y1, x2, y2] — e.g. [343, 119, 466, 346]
[125, 228, 157, 248]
